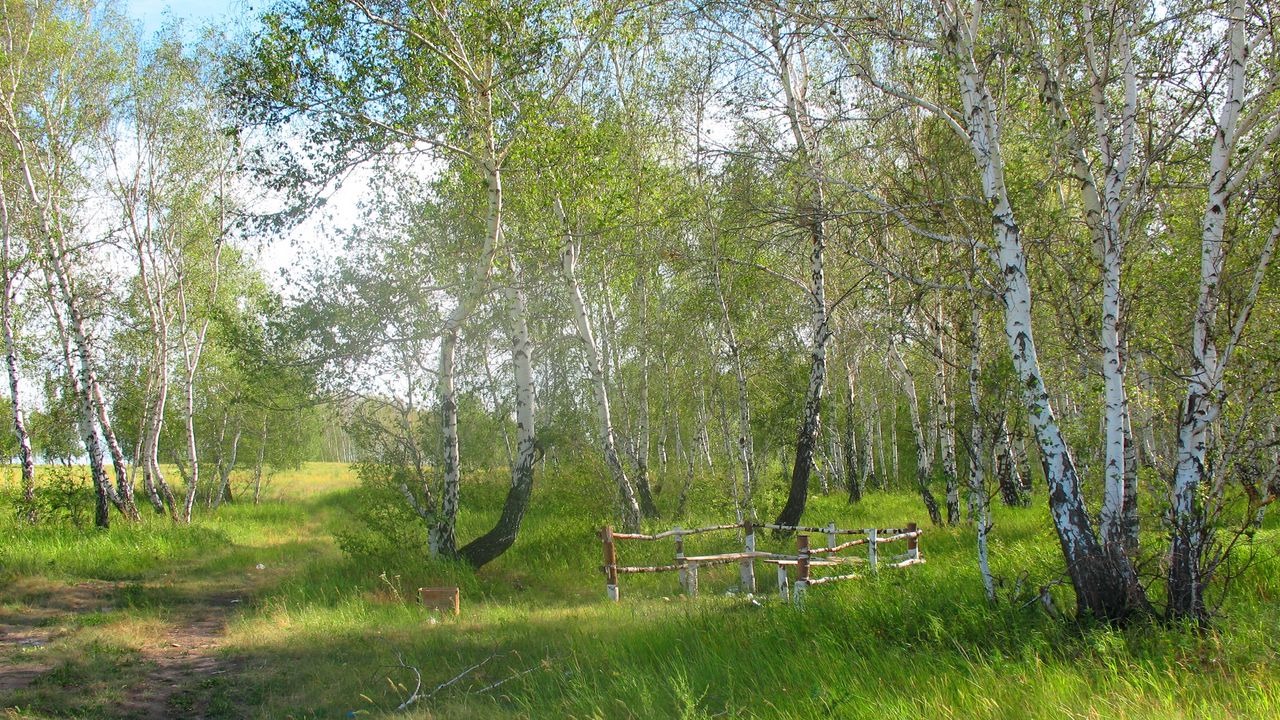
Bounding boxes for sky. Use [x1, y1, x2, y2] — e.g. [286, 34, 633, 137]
[125, 0, 240, 37]
[123, 0, 365, 291]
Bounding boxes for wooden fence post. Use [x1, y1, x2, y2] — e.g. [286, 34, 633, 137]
[602, 525, 619, 602]
[907, 522, 919, 561]
[687, 562, 699, 597]
[825, 522, 837, 551]
[740, 521, 756, 593]
[777, 564, 789, 600]
[867, 528, 878, 572]
[675, 529, 687, 593]
[794, 534, 810, 606]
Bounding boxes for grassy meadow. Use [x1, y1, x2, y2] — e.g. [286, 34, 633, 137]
[1, 461, 1279, 719]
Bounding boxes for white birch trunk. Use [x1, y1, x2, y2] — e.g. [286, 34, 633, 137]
[0, 184, 35, 522]
[936, 309, 960, 525]
[457, 282, 538, 567]
[556, 199, 643, 531]
[431, 157, 503, 556]
[1169, 0, 1279, 618]
[937, 0, 1145, 619]
[769, 17, 831, 529]
[968, 305, 995, 601]
[891, 339, 942, 525]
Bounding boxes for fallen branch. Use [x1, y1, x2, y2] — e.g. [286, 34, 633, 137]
[394, 653, 496, 712]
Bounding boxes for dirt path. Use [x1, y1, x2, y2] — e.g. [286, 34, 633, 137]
[0, 580, 246, 719]
[115, 589, 243, 719]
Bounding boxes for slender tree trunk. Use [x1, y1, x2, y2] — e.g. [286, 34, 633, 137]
[633, 274, 658, 517]
[874, 391, 888, 487]
[844, 355, 861, 503]
[1121, 406, 1140, 549]
[891, 340, 942, 526]
[713, 254, 757, 518]
[716, 383, 745, 524]
[968, 305, 995, 601]
[43, 265, 115, 528]
[770, 19, 831, 531]
[994, 418, 1022, 507]
[0, 187, 35, 522]
[43, 217, 139, 521]
[861, 403, 877, 492]
[209, 411, 229, 508]
[253, 417, 268, 505]
[432, 154, 504, 557]
[941, 6, 1147, 620]
[890, 393, 901, 483]
[557, 199, 642, 531]
[458, 283, 538, 568]
[936, 310, 960, 525]
[213, 417, 242, 508]
[1012, 424, 1033, 496]
[1168, 0, 1275, 621]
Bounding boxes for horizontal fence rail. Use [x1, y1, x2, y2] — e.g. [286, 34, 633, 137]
[598, 520, 924, 603]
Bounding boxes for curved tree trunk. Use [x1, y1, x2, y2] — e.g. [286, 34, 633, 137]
[432, 155, 504, 558]
[459, 283, 537, 568]
[939, 4, 1147, 620]
[770, 19, 830, 531]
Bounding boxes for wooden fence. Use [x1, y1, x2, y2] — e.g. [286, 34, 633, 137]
[599, 520, 924, 602]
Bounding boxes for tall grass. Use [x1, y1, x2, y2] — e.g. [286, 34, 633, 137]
[2, 462, 1278, 718]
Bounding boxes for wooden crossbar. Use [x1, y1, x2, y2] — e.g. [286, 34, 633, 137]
[599, 520, 923, 602]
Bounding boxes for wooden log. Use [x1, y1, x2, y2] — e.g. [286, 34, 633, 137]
[805, 573, 861, 586]
[763, 557, 841, 567]
[907, 522, 920, 560]
[762, 522, 860, 535]
[809, 537, 871, 555]
[683, 551, 777, 563]
[875, 530, 923, 544]
[614, 563, 684, 574]
[419, 586, 460, 615]
[611, 523, 743, 541]
[889, 557, 926, 569]
[739, 521, 757, 593]
[602, 525, 619, 602]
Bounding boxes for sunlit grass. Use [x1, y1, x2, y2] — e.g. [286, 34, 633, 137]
[2, 461, 1278, 718]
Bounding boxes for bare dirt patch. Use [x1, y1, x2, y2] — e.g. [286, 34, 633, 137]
[0, 581, 246, 719]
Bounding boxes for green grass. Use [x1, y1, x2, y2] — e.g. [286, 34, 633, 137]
[2, 462, 1279, 718]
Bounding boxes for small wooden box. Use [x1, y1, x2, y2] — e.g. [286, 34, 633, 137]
[419, 586, 460, 615]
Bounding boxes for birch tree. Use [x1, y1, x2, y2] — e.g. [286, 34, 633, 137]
[1167, 0, 1280, 622]
[0, 0, 139, 525]
[823, 0, 1149, 619]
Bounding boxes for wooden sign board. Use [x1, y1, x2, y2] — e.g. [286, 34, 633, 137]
[419, 586, 460, 615]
